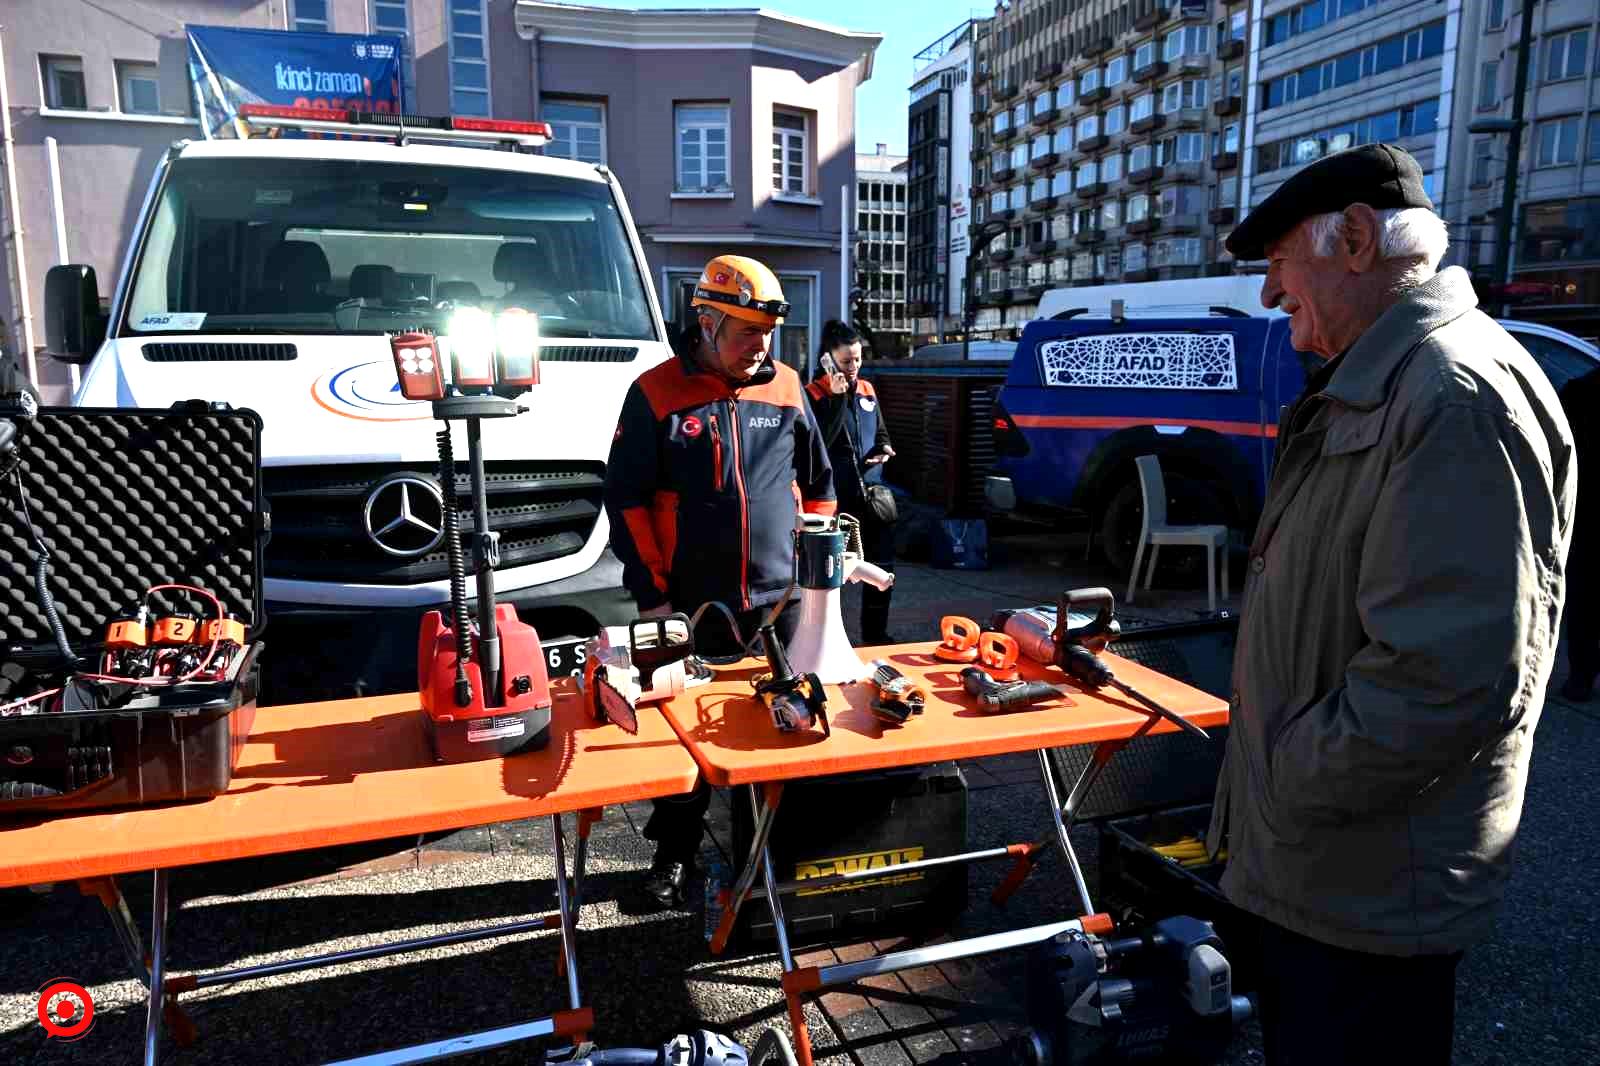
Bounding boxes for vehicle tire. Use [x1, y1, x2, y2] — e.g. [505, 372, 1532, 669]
[1097, 473, 1230, 582]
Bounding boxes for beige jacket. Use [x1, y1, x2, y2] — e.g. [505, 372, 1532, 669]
[1207, 267, 1576, 955]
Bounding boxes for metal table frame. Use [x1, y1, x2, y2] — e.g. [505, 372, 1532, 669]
[707, 730, 1152, 1066]
[76, 807, 606, 1066]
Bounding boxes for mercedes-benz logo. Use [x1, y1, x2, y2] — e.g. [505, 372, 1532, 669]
[363, 474, 446, 558]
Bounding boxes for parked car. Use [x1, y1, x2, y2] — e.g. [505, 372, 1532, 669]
[909, 340, 1018, 362]
[985, 305, 1598, 574]
[46, 110, 667, 696]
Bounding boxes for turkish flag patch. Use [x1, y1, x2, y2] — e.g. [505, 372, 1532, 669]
[681, 415, 703, 438]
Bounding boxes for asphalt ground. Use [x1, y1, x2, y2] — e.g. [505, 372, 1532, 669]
[2, 530, 1597, 1064]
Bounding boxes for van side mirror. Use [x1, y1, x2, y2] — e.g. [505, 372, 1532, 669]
[44, 264, 106, 363]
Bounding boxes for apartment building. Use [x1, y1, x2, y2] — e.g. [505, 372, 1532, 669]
[1447, 0, 1600, 337]
[965, 0, 1253, 336]
[907, 19, 982, 345]
[0, 0, 880, 393]
[1244, 0, 1462, 252]
[854, 146, 910, 355]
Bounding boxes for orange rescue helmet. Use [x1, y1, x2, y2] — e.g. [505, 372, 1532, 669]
[690, 255, 790, 327]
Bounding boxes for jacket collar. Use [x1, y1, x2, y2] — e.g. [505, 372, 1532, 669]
[679, 339, 777, 391]
[1319, 266, 1479, 411]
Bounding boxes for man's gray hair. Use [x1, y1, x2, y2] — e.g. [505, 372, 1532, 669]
[1308, 207, 1450, 288]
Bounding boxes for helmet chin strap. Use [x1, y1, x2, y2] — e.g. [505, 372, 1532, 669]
[698, 309, 764, 385]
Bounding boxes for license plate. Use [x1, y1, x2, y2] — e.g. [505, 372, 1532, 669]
[541, 637, 588, 679]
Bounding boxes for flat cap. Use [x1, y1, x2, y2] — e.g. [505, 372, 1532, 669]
[1225, 143, 1432, 261]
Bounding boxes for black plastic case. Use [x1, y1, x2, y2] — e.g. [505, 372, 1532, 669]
[0, 403, 267, 813]
[731, 763, 969, 946]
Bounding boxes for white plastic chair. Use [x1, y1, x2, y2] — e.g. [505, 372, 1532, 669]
[1126, 454, 1229, 613]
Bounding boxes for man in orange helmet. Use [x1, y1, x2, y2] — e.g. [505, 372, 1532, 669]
[605, 254, 837, 907]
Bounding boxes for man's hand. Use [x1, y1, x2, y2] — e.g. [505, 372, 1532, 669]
[639, 603, 675, 619]
[864, 445, 895, 466]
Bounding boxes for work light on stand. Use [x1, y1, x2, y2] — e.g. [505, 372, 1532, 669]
[449, 307, 498, 390]
[495, 308, 541, 388]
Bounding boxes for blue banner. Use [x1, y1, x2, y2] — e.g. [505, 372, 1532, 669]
[186, 25, 405, 139]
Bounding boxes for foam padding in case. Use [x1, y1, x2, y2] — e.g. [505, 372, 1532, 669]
[0, 405, 264, 649]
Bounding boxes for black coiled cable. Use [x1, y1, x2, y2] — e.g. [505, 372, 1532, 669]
[437, 429, 473, 702]
[10, 466, 78, 670]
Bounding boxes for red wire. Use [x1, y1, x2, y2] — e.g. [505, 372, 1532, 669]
[73, 583, 231, 687]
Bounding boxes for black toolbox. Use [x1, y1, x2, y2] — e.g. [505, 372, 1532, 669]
[0, 403, 268, 814]
[729, 762, 969, 946]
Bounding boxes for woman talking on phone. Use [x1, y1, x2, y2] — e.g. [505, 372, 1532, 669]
[805, 320, 899, 644]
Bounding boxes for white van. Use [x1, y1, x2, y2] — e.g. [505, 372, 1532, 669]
[1035, 275, 1283, 321]
[44, 113, 668, 695]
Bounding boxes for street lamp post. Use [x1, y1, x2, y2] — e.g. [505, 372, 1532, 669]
[962, 219, 1009, 361]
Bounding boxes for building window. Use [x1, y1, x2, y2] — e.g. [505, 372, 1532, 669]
[1544, 30, 1590, 84]
[1124, 242, 1147, 274]
[1130, 93, 1155, 123]
[1261, 21, 1445, 110]
[1012, 102, 1027, 129]
[1134, 39, 1157, 70]
[1129, 144, 1153, 173]
[773, 110, 808, 195]
[1471, 139, 1494, 187]
[545, 100, 605, 164]
[41, 56, 86, 110]
[371, 0, 415, 107]
[1031, 176, 1050, 202]
[1101, 153, 1123, 183]
[1255, 100, 1440, 172]
[1012, 143, 1030, 170]
[1162, 79, 1208, 113]
[991, 190, 1009, 213]
[1477, 61, 1499, 110]
[994, 111, 1010, 135]
[291, 0, 329, 32]
[1104, 104, 1125, 136]
[1079, 67, 1100, 95]
[1051, 170, 1072, 196]
[1032, 133, 1052, 160]
[775, 275, 813, 373]
[1009, 186, 1026, 210]
[1032, 89, 1052, 117]
[1487, 0, 1505, 29]
[1077, 114, 1099, 140]
[115, 61, 160, 115]
[449, 0, 489, 115]
[1161, 132, 1206, 164]
[676, 104, 731, 192]
[1591, 115, 1600, 162]
[1535, 117, 1580, 168]
[1104, 55, 1127, 88]
[1053, 127, 1074, 154]
[1076, 161, 1099, 189]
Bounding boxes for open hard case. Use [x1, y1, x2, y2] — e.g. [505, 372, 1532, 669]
[0, 402, 268, 813]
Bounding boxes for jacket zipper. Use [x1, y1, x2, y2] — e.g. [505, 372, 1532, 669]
[727, 398, 751, 610]
[710, 414, 724, 491]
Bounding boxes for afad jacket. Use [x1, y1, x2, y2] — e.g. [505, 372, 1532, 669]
[804, 375, 893, 508]
[605, 350, 836, 615]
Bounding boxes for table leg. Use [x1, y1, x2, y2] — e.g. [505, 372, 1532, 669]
[992, 719, 1158, 907]
[143, 869, 170, 1066]
[550, 814, 583, 1020]
[708, 781, 783, 956]
[740, 784, 814, 1066]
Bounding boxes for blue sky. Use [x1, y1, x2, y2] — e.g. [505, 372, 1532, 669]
[574, 1, 988, 157]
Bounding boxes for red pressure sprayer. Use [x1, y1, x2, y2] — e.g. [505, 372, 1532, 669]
[390, 311, 552, 762]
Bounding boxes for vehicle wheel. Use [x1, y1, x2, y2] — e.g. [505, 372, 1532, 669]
[1097, 474, 1229, 582]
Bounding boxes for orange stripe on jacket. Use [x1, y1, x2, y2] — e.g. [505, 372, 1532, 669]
[621, 506, 669, 594]
[652, 491, 679, 577]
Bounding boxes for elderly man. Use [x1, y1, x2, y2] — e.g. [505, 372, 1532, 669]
[1211, 144, 1575, 1064]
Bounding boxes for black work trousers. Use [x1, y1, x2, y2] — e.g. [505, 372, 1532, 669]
[642, 604, 797, 864]
[857, 509, 896, 641]
[1255, 917, 1461, 1066]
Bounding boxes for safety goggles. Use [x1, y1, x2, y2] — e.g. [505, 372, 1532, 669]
[693, 286, 791, 318]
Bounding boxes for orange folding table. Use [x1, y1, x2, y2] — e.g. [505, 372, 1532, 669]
[0, 682, 700, 1066]
[657, 642, 1229, 1066]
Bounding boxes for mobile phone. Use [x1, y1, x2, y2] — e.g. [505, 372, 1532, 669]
[820, 353, 838, 376]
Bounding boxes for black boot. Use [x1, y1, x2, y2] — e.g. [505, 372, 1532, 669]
[642, 850, 694, 909]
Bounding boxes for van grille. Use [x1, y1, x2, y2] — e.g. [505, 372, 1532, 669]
[542, 345, 639, 363]
[262, 461, 604, 585]
[143, 342, 298, 362]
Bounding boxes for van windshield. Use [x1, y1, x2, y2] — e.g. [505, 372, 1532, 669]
[122, 156, 657, 340]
